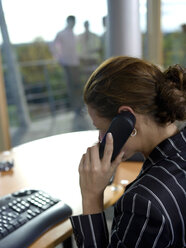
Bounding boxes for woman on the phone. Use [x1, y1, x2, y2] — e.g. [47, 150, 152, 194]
[70, 56, 186, 247]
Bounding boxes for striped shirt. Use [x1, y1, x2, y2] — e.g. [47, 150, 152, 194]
[70, 128, 186, 247]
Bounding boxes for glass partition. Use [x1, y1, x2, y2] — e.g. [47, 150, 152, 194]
[162, 0, 186, 68]
[0, 0, 185, 147]
[0, 0, 108, 146]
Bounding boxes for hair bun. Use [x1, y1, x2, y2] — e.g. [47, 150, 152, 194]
[156, 64, 186, 123]
[163, 64, 186, 90]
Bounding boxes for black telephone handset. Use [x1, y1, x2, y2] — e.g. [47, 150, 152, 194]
[99, 111, 136, 162]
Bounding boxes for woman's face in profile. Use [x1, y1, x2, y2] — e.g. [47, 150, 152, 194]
[87, 105, 138, 161]
[87, 105, 111, 142]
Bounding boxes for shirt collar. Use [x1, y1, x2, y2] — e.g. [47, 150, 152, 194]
[125, 127, 186, 192]
[142, 127, 186, 172]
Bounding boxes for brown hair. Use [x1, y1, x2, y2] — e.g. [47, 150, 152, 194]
[83, 56, 186, 124]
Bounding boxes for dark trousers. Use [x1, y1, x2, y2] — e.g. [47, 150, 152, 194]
[63, 65, 84, 113]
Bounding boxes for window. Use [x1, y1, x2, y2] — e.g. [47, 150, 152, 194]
[0, 0, 185, 148]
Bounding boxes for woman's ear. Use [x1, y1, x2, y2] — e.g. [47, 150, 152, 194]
[118, 106, 135, 115]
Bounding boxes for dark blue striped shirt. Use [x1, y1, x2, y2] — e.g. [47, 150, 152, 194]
[70, 128, 186, 247]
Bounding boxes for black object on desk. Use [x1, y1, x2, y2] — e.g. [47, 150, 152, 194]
[0, 189, 72, 248]
[0, 161, 14, 172]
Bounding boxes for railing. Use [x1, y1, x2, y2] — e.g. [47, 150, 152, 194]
[4, 57, 98, 126]
[5, 59, 70, 124]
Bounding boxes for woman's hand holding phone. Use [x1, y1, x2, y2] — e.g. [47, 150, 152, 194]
[79, 133, 124, 215]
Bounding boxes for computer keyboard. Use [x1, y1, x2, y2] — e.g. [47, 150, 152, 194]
[0, 189, 72, 248]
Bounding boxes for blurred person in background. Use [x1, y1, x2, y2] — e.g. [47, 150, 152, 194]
[52, 15, 84, 116]
[77, 20, 101, 79]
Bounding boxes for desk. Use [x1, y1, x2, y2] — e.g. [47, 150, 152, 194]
[0, 130, 142, 248]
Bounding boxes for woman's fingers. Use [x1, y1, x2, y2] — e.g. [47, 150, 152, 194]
[79, 154, 85, 172]
[84, 148, 91, 167]
[102, 132, 124, 171]
[89, 143, 100, 167]
[102, 132, 114, 165]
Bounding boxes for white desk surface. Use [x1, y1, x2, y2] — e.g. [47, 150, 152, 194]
[0, 130, 142, 247]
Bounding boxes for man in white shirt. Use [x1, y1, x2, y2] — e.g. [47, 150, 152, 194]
[52, 16, 83, 115]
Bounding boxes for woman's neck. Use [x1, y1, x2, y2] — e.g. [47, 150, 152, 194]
[142, 123, 178, 158]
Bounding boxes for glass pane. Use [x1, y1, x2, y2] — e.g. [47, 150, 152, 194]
[162, 0, 186, 68]
[0, 0, 108, 146]
[1, 0, 184, 147]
